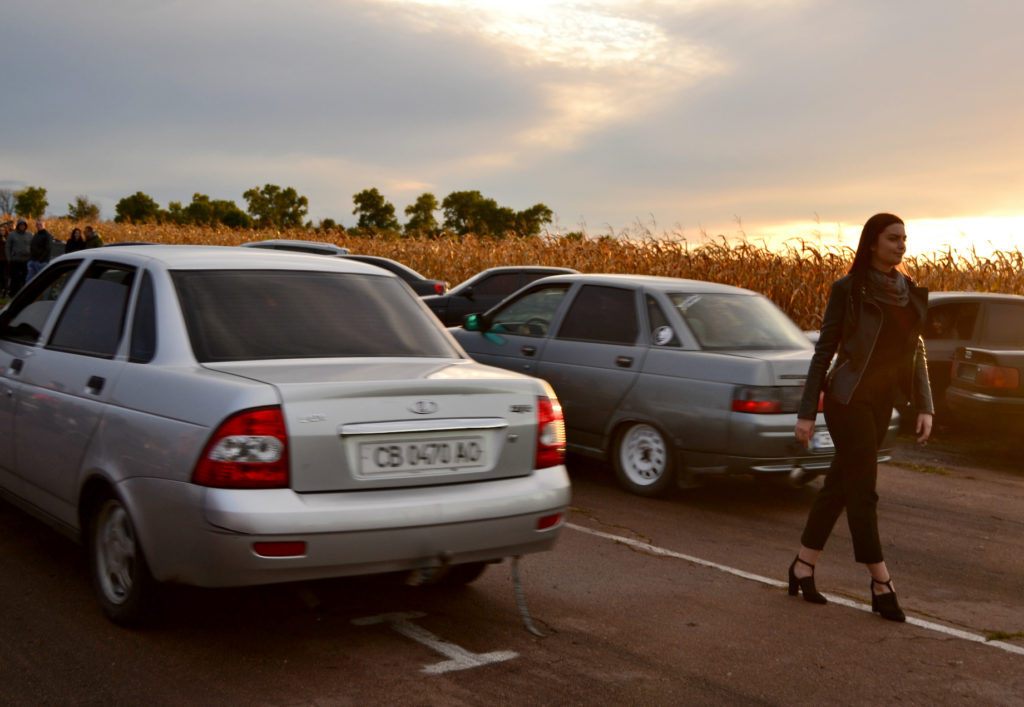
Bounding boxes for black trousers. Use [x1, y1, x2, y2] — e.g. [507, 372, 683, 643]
[800, 391, 893, 564]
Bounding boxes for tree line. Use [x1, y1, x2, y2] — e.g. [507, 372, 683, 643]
[0, 184, 554, 238]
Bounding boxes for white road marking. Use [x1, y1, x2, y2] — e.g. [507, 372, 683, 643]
[567, 522, 1024, 657]
[352, 611, 519, 674]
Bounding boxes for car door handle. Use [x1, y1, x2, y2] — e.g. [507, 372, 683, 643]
[9, 358, 23, 374]
[521, 345, 537, 357]
[86, 375, 106, 395]
[615, 356, 633, 367]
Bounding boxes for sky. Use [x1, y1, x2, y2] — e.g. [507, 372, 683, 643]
[4, 0, 1024, 258]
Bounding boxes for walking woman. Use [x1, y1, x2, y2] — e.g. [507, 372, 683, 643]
[790, 212, 933, 622]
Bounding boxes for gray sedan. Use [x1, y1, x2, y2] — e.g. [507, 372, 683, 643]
[0, 246, 569, 624]
[451, 274, 897, 496]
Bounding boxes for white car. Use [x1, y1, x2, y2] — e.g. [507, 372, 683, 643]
[0, 245, 569, 624]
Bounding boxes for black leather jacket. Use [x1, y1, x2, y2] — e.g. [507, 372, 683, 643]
[797, 272, 934, 420]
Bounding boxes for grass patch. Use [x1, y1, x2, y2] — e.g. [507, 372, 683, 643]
[889, 460, 952, 476]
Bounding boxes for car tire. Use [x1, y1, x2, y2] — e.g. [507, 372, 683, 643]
[88, 494, 156, 626]
[612, 422, 675, 497]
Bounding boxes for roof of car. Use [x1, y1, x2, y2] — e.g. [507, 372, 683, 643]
[928, 291, 1024, 303]
[529, 272, 757, 295]
[56, 244, 390, 276]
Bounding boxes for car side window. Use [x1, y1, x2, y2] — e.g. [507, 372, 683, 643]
[646, 295, 680, 346]
[470, 273, 520, 298]
[489, 285, 570, 337]
[555, 285, 638, 345]
[980, 303, 1024, 347]
[924, 303, 978, 341]
[129, 270, 157, 363]
[48, 263, 136, 359]
[0, 263, 80, 345]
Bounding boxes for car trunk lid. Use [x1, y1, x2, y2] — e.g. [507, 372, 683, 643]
[201, 358, 543, 491]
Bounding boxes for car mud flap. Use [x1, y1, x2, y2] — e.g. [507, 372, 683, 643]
[675, 468, 703, 490]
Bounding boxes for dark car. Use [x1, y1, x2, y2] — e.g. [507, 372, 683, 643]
[238, 238, 350, 256]
[451, 273, 898, 497]
[340, 254, 448, 297]
[239, 241, 447, 297]
[422, 266, 578, 326]
[919, 292, 1024, 417]
[946, 346, 1024, 431]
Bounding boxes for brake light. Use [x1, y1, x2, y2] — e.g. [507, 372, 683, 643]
[193, 406, 290, 488]
[434, 282, 449, 295]
[536, 393, 566, 469]
[536, 513, 563, 530]
[253, 541, 306, 557]
[962, 362, 1020, 390]
[732, 386, 802, 414]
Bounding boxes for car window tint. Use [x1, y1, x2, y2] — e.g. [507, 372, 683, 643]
[129, 270, 157, 363]
[555, 285, 638, 344]
[172, 270, 459, 362]
[924, 302, 978, 341]
[48, 263, 136, 358]
[489, 284, 570, 337]
[470, 273, 520, 297]
[980, 302, 1024, 347]
[0, 263, 79, 345]
[670, 292, 809, 350]
[646, 295, 680, 347]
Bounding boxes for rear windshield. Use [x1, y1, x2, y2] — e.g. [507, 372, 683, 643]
[172, 270, 459, 362]
[669, 292, 811, 350]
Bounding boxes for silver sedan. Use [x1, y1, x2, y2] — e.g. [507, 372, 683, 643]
[451, 274, 897, 497]
[0, 245, 570, 624]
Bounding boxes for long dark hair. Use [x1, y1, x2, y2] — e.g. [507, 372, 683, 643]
[849, 212, 905, 276]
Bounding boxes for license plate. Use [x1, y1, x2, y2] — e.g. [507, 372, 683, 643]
[809, 428, 834, 452]
[359, 436, 487, 475]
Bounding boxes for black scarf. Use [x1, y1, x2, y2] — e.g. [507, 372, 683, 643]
[866, 267, 910, 307]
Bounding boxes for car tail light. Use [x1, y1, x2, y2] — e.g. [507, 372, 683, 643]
[434, 282, 449, 295]
[536, 392, 566, 469]
[253, 541, 306, 557]
[536, 513, 563, 530]
[193, 406, 290, 488]
[957, 361, 1020, 390]
[731, 386, 802, 414]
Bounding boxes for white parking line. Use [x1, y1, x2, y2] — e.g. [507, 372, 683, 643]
[352, 611, 519, 674]
[566, 522, 1024, 657]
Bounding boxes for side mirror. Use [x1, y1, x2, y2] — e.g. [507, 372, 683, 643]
[462, 286, 475, 301]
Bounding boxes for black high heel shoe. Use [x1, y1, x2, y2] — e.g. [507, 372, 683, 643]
[788, 556, 827, 604]
[871, 578, 906, 622]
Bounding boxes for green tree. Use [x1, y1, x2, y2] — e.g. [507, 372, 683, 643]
[404, 192, 440, 234]
[14, 186, 48, 219]
[352, 188, 400, 231]
[243, 184, 309, 229]
[67, 195, 101, 221]
[513, 203, 554, 237]
[172, 193, 252, 228]
[441, 190, 522, 235]
[115, 191, 162, 223]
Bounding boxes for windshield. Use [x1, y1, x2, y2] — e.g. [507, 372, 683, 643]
[669, 292, 811, 350]
[173, 270, 460, 362]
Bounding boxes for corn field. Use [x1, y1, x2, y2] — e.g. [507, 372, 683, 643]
[43, 219, 1024, 330]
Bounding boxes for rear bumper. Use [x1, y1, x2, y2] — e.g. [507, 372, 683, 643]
[945, 387, 1024, 424]
[121, 466, 570, 587]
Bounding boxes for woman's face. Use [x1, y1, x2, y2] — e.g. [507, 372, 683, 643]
[870, 222, 907, 271]
[72, 228, 82, 238]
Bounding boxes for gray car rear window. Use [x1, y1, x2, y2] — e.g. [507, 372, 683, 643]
[172, 270, 459, 362]
[670, 292, 810, 350]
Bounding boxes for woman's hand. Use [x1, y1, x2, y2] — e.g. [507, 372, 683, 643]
[916, 412, 933, 443]
[794, 418, 815, 448]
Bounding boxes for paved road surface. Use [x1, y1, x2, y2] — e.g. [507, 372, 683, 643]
[1, 435, 1020, 705]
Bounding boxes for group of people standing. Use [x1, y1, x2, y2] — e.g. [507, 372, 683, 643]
[0, 219, 103, 296]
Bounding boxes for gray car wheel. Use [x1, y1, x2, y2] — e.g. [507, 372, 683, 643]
[613, 422, 675, 497]
[88, 495, 154, 625]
